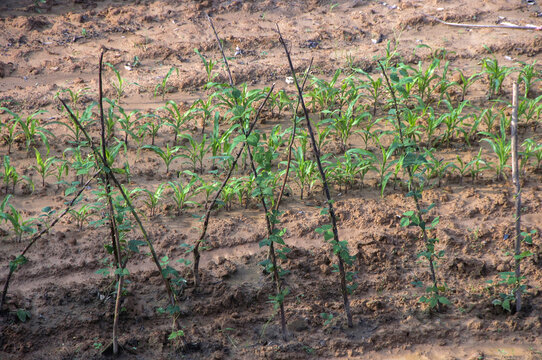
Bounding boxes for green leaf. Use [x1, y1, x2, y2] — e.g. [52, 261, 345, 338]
[168, 330, 184, 340]
[127, 239, 146, 253]
[438, 296, 451, 305]
[16, 309, 30, 322]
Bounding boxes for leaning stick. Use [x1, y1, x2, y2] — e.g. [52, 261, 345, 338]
[207, 14, 234, 86]
[192, 84, 275, 288]
[1, 173, 99, 312]
[511, 82, 522, 312]
[59, 98, 180, 316]
[277, 24, 353, 328]
[424, 14, 542, 31]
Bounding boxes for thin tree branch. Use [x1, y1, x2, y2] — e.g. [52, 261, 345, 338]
[192, 84, 275, 288]
[1, 173, 99, 312]
[277, 24, 353, 328]
[207, 13, 234, 86]
[425, 14, 542, 31]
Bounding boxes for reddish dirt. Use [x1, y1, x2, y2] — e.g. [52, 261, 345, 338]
[1, 0, 542, 359]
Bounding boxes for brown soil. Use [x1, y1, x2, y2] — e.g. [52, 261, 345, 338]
[1, 0, 542, 359]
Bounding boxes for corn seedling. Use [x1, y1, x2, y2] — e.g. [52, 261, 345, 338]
[0, 196, 36, 242]
[518, 61, 540, 98]
[53, 102, 97, 144]
[2, 156, 20, 194]
[195, 48, 218, 85]
[31, 148, 58, 188]
[168, 174, 200, 215]
[142, 144, 183, 174]
[481, 57, 515, 98]
[140, 113, 163, 146]
[480, 118, 511, 181]
[105, 62, 135, 102]
[154, 67, 179, 101]
[69, 203, 96, 230]
[194, 96, 216, 134]
[116, 105, 140, 147]
[180, 134, 209, 174]
[453, 68, 480, 103]
[374, 136, 399, 197]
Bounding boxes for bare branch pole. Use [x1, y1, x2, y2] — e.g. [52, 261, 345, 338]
[511, 82, 522, 312]
[275, 58, 313, 210]
[192, 84, 275, 288]
[1, 173, 99, 313]
[97, 52, 123, 355]
[58, 98, 180, 318]
[378, 61, 442, 312]
[424, 14, 542, 31]
[207, 13, 234, 86]
[276, 24, 353, 328]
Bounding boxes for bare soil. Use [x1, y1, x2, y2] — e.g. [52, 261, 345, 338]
[1, 0, 542, 359]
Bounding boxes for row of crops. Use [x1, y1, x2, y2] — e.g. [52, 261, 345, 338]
[1, 37, 540, 350]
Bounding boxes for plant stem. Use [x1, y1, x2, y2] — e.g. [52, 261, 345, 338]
[275, 58, 313, 210]
[192, 84, 275, 288]
[59, 97, 182, 333]
[277, 25, 353, 328]
[378, 61, 442, 312]
[0, 173, 98, 313]
[98, 53, 123, 355]
[207, 14, 233, 86]
[511, 82, 522, 312]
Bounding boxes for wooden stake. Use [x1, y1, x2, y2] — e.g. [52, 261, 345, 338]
[511, 82, 522, 312]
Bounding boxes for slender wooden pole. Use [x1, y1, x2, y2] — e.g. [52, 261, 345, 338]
[0, 174, 98, 313]
[192, 84, 275, 288]
[277, 24, 353, 328]
[511, 82, 522, 312]
[207, 14, 234, 86]
[425, 14, 542, 31]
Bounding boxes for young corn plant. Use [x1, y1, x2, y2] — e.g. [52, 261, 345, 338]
[1, 108, 52, 153]
[0, 195, 37, 242]
[480, 118, 511, 181]
[2, 156, 20, 194]
[518, 61, 540, 98]
[53, 102, 97, 144]
[481, 57, 515, 98]
[355, 69, 383, 116]
[289, 141, 317, 200]
[133, 183, 167, 218]
[307, 69, 341, 115]
[141, 113, 163, 146]
[154, 67, 179, 101]
[116, 105, 140, 147]
[180, 134, 209, 174]
[468, 148, 489, 182]
[453, 68, 480, 103]
[441, 100, 471, 146]
[1, 116, 19, 155]
[323, 95, 367, 152]
[168, 172, 201, 215]
[374, 136, 399, 198]
[160, 101, 192, 145]
[105, 62, 135, 102]
[31, 148, 58, 188]
[142, 144, 183, 174]
[194, 95, 216, 134]
[195, 48, 218, 85]
[69, 203, 96, 230]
